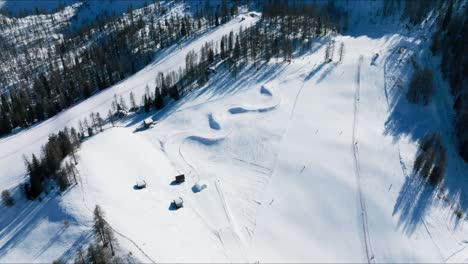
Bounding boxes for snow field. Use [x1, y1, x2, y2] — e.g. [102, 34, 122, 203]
[1, 2, 468, 263]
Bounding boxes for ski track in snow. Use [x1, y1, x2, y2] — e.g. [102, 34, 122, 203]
[352, 55, 375, 264]
[77, 165, 157, 263]
[161, 84, 279, 262]
[4, 12, 468, 261]
[215, 180, 247, 262]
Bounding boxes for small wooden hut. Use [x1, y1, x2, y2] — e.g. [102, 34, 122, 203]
[173, 197, 184, 209]
[175, 174, 185, 183]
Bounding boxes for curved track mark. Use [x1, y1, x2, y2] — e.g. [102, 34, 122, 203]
[260, 85, 273, 97]
[228, 105, 276, 115]
[162, 84, 280, 261]
[208, 113, 221, 130]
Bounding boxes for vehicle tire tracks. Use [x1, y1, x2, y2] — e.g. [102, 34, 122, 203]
[352, 55, 375, 264]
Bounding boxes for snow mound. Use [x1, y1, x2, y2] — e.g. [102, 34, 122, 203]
[208, 113, 221, 130]
[186, 135, 224, 146]
[228, 105, 277, 115]
[260, 86, 273, 97]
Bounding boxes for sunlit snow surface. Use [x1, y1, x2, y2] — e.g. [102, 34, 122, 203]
[1, 1, 468, 263]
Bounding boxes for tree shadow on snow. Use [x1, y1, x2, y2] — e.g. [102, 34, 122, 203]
[168, 201, 181, 211]
[305, 62, 327, 82]
[383, 33, 468, 232]
[169, 180, 182, 186]
[392, 173, 437, 235]
[0, 186, 91, 261]
[57, 231, 93, 262]
[121, 61, 287, 130]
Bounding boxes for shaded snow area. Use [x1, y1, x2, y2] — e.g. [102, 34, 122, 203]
[0, 0, 77, 15]
[1, 3, 468, 264]
[0, 0, 149, 21]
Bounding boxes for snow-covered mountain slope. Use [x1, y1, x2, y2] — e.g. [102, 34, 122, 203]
[0, 11, 259, 188]
[0, 10, 261, 263]
[1, 1, 468, 263]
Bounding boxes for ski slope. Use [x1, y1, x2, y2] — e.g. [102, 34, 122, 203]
[1, 2, 468, 263]
[0, 10, 260, 188]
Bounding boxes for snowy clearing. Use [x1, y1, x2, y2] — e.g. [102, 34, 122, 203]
[1, 1, 468, 263]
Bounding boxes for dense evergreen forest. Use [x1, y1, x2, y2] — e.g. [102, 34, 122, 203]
[430, 0, 468, 162]
[383, 0, 468, 162]
[0, 0, 239, 136]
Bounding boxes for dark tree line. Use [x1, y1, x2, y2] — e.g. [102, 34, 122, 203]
[403, 0, 440, 24]
[383, 0, 468, 163]
[430, 0, 468, 162]
[24, 127, 80, 199]
[0, 0, 340, 139]
[406, 67, 434, 106]
[194, 0, 240, 25]
[194, 0, 342, 71]
[139, 0, 341, 116]
[0, 1, 235, 138]
[76, 111, 106, 140]
[134, 0, 343, 117]
[0, 5, 64, 18]
[383, 0, 442, 24]
[1, 190, 15, 207]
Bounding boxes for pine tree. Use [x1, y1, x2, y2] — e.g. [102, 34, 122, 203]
[74, 248, 86, 264]
[169, 85, 180, 101]
[119, 96, 128, 112]
[407, 67, 434, 105]
[107, 110, 115, 127]
[144, 94, 151, 113]
[129, 91, 137, 111]
[78, 120, 85, 138]
[338, 42, 345, 63]
[28, 154, 43, 199]
[0, 110, 11, 135]
[2, 190, 15, 207]
[90, 112, 97, 131]
[181, 21, 187, 36]
[93, 205, 107, 246]
[93, 205, 116, 256]
[96, 112, 104, 132]
[87, 126, 93, 137]
[233, 35, 240, 60]
[154, 88, 164, 110]
[70, 127, 80, 148]
[86, 243, 111, 264]
[83, 118, 90, 135]
[324, 42, 331, 62]
[441, 0, 453, 31]
[113, 94, 120, 111]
